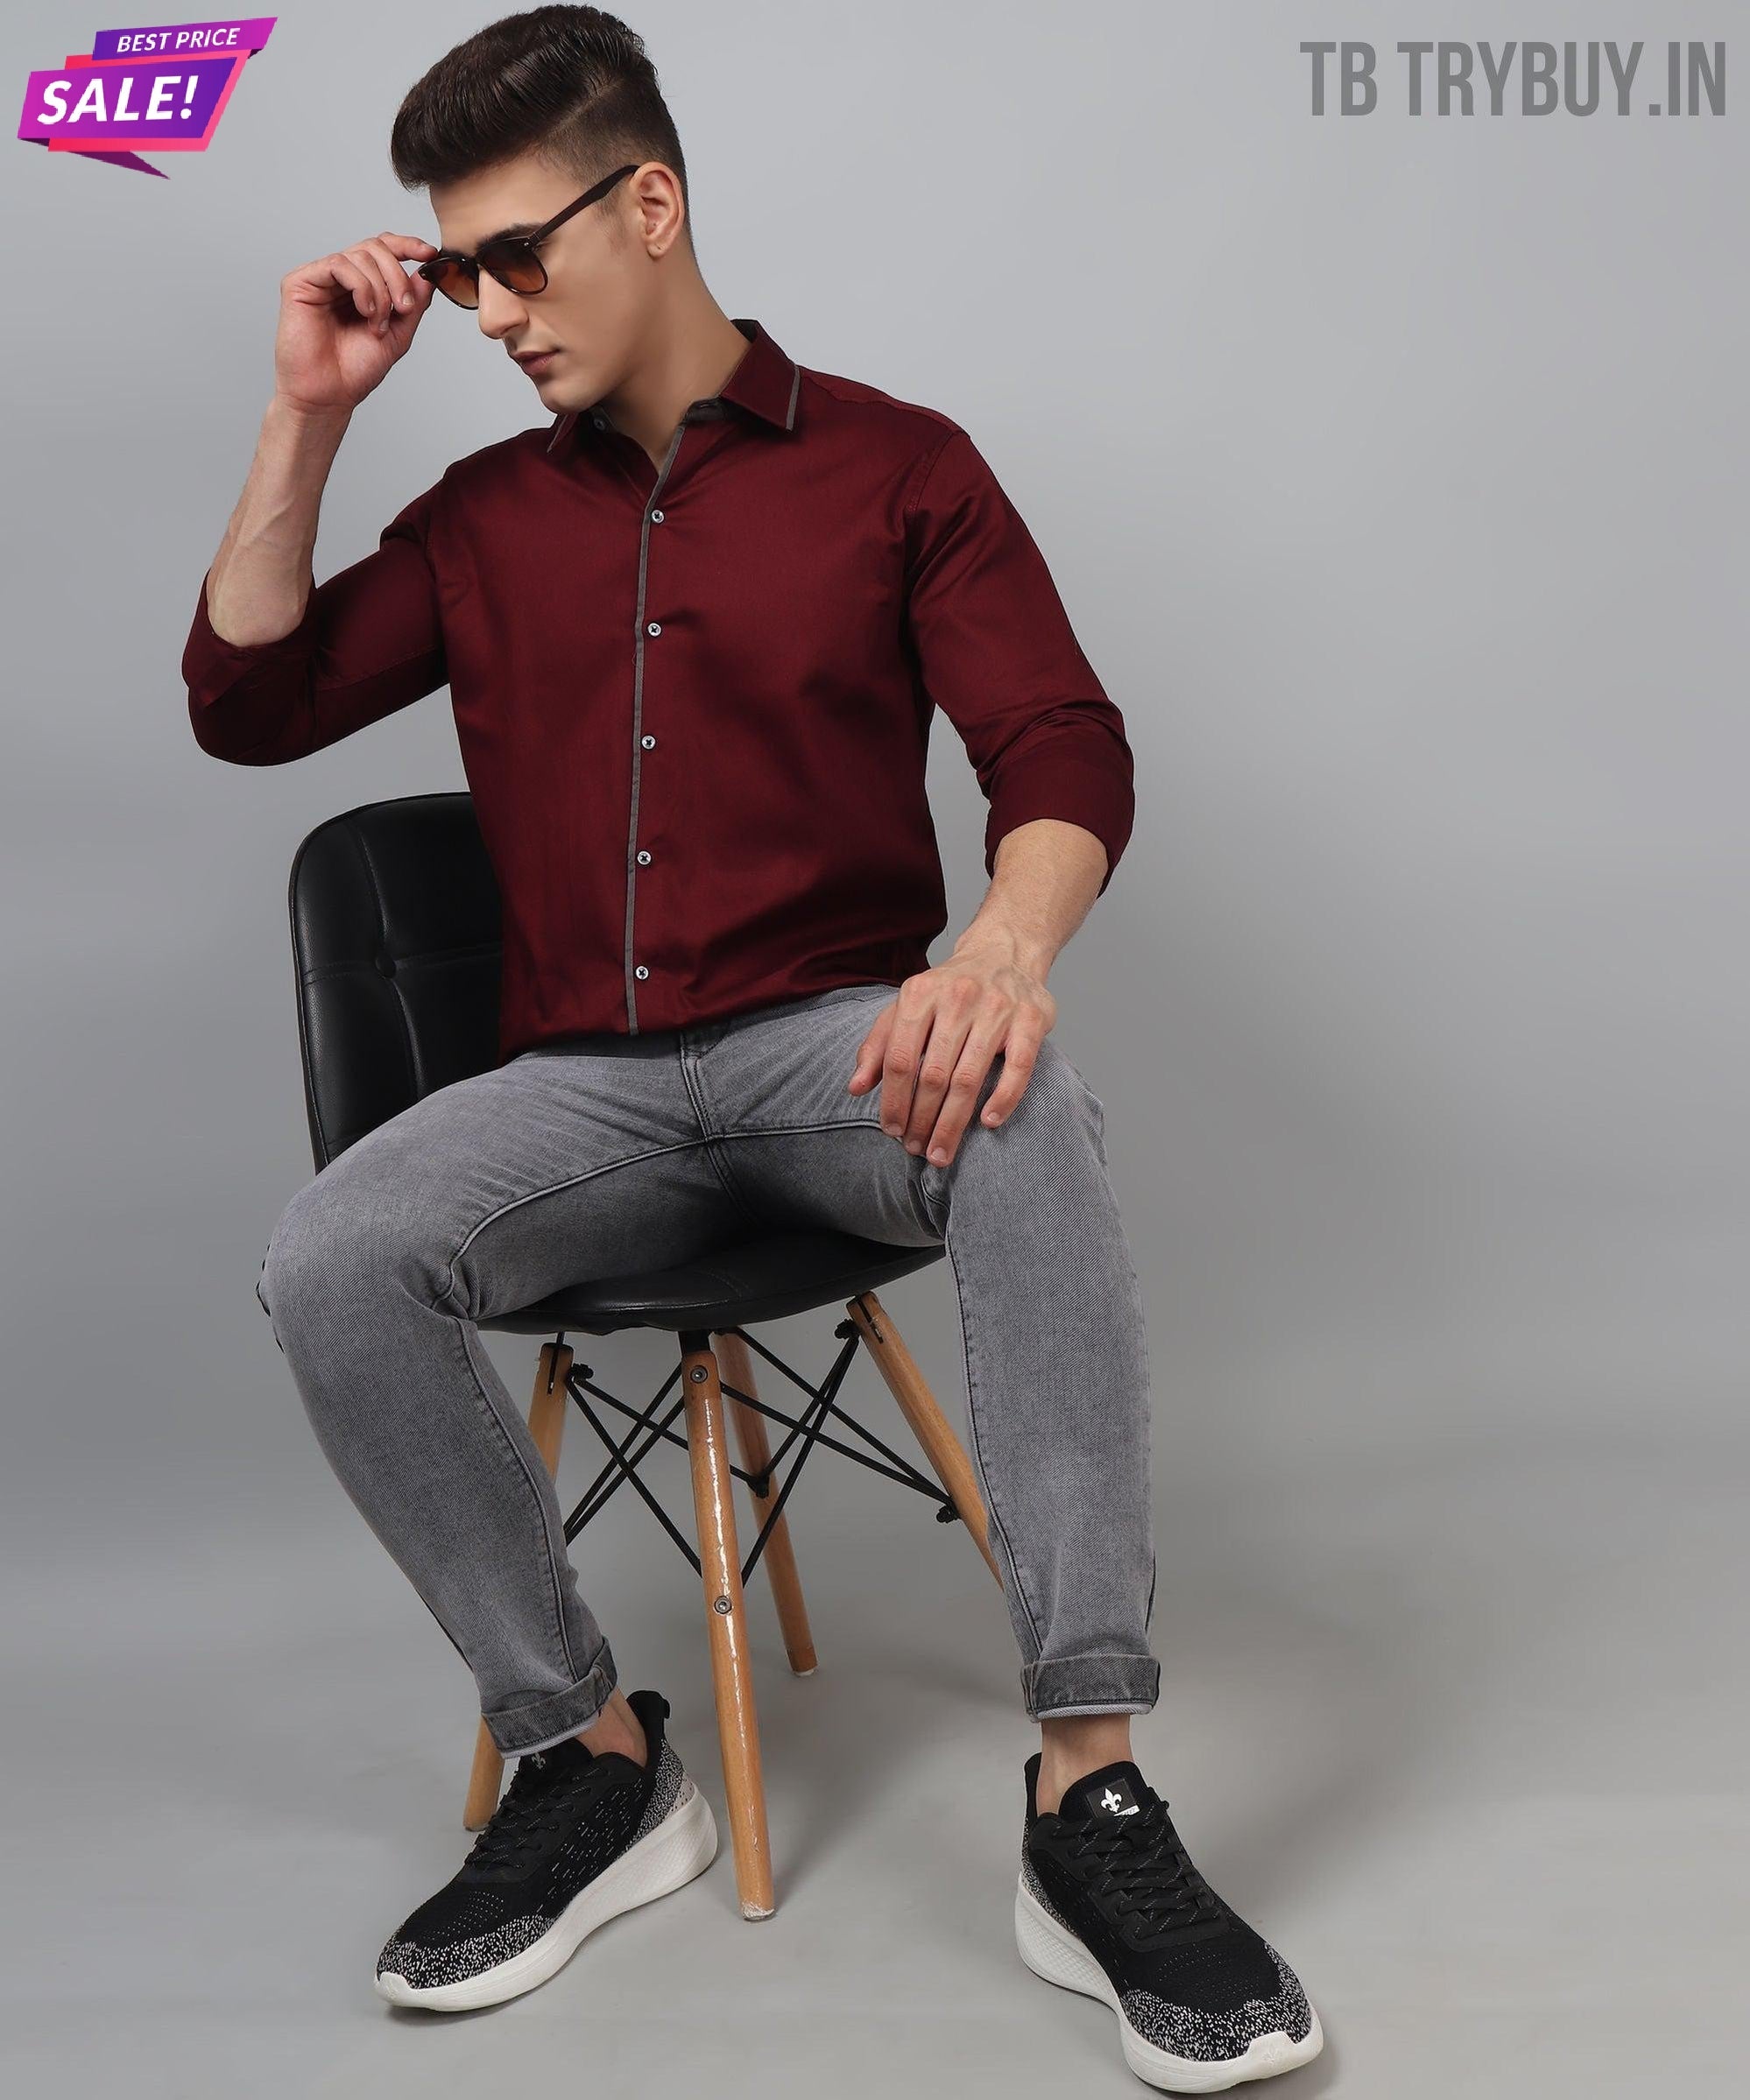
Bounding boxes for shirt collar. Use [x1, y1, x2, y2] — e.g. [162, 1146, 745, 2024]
[546, 316, 801, 455]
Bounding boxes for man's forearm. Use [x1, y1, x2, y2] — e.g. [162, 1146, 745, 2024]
[949, 817, 1109, 981]
[204, 394, 353, 646]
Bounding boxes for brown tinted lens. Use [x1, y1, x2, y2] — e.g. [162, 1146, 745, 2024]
[427, 258, 479, 307]
[478, 241, 547, 296]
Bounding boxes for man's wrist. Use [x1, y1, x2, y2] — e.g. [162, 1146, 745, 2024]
[265, 393, 354, 450]
[949, 920, 1056, 983]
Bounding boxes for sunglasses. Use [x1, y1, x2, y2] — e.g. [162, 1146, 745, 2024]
[416, 163, 639, 308]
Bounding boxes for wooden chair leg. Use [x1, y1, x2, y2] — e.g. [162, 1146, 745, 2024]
[846, 1291, 1005, 1588]
[463, 1338, 574, 1829]
[681, 1334, 775, 1920]
[716, 1328, 818, 1676]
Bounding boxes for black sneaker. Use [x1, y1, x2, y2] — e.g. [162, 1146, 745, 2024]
[374, 1688, 716, 2010]
[1016, 1754, 1323, 2091]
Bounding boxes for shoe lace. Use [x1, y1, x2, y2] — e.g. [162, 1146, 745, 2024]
[1067, 1800, 1226, 1946]
[464, 1753, 592, 1875]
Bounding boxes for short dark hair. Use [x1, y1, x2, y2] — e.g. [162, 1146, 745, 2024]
[390, 6, 689, 235]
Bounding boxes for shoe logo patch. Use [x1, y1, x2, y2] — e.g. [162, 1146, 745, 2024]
[1096, 1779, 1140, 1817]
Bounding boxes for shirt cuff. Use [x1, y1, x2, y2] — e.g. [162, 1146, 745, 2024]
[183, 567, 319, 684]
[983, 749, 1135, 895]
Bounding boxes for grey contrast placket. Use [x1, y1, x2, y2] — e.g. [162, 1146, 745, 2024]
[544, 334, 802, 1032]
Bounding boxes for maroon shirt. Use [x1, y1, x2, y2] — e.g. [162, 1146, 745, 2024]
[183, 316, 1134, 1064]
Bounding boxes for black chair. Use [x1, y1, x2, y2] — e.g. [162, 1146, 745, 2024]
[275, 793, 1001, 1919]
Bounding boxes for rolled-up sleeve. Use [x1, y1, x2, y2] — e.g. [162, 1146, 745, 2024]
[901, 426, 1133, 891]
[182, 480, 448, 765]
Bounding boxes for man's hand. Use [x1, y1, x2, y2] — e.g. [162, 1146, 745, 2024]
[846, 944, 1058, 1167]
[845, 818, 1109, 1167]
[275, 232, 441, 419]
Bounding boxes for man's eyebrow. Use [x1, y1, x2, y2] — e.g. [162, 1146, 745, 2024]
[436, 218, 547, 253]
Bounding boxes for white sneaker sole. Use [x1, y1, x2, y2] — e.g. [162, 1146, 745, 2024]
[376, 1780, 718, 2012]
[1014, 1878, 1325, 2092]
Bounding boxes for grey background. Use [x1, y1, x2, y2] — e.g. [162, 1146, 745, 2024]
[3, 1, 1744, 2092]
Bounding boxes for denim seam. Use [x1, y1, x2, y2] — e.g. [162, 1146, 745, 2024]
[449, 1308, 580, 1684]
[713, 1117, 945, 1241]
[940, 1219, 1046, 1660]
[1032, 1700, 1155, 1720]
[705, 1145, 765, 1228]
[716, 1114, 886, 1138]
[441, 1122, 907, 1311]
[1025, 1650, 1161, 1667]
[916, 1157, 950, 1235]
[1024, 1652, 1161, 1720]
[716, 1118, 927, 1237]
[676, 1046, 766, 1230]
[441, 1136, 735, 1308]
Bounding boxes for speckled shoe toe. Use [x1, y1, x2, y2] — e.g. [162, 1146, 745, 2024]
[374, 1688, 716, 2012]
[1016, 1753, 1323, 2091]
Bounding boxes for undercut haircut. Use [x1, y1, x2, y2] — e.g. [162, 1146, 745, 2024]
[390, 5, 690, 243]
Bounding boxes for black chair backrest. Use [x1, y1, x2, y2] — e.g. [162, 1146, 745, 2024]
[284, 793, 503, 1170]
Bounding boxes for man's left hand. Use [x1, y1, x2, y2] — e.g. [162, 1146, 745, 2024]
[846, 947, 1057, 1167]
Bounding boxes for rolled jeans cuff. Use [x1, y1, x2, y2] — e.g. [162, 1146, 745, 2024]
[1022, 1651, 1161, 1720]
[483, 1639, 618, 1757]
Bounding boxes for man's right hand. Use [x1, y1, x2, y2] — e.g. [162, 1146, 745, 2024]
[274, 232, 441, 417]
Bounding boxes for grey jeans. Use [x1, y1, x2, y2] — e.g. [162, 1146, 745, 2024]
[255, 982, 1160, 1754]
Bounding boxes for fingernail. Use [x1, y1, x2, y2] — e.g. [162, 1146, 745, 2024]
[907, 1139, 924, 1155]
[929, 1149, 948, 1165]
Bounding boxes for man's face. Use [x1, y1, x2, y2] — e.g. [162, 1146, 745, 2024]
[428, 152, 653, 406]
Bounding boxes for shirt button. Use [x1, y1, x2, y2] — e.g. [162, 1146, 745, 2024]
[646, 620, 662, 637]
[634, 964, 650, 980]
[591, 412, 607, 429]
[650, 509, 665, 524]
[640, 733, 656, 750]
[636, 849, 653, 866]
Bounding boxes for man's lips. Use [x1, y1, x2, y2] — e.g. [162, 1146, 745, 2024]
[513, 349, 560, 370]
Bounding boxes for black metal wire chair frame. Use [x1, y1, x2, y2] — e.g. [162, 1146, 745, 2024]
[554, 1317, 963, 1586]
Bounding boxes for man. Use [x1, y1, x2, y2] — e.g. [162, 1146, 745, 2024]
[182, 7, 1320, 2088]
